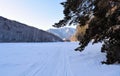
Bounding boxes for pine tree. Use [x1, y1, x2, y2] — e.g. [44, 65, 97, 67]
[53, 0, 120, 64]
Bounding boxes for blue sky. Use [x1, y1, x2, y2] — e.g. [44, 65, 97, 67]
[0, 0, 65, 30]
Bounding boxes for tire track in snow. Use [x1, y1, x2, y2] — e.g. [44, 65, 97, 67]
[32, 50, 62, 76]
[20, 50, 61, 76]
[19, 53, 49, 76]
[47, 49, 74, 76]
[47, 49, 65, 76]
[64, 50, 74, 76]
[20, 48, 74, 76]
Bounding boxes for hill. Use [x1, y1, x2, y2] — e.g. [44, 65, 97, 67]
[0, 16, 63, 42]
[47, 27, 75, 41]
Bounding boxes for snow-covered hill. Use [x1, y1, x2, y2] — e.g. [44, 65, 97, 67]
[47, 27, 75, 41]
[0, 42, 120, 76]
[0, 16, 63, 42]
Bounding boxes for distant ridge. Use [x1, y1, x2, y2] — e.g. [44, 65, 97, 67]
[0, 16, 63, 42]
[47, 27, 75, 41]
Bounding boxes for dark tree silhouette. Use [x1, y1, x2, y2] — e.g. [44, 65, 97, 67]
[53, 0, 120, 64]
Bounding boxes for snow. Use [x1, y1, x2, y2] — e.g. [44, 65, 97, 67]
[47, 27, 75, 40]
[0, 42, 120, 76]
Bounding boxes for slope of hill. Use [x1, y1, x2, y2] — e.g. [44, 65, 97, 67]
[0, 42, 120, 76]
[0, 16, 63, 42]
[47, 27, 75, 41]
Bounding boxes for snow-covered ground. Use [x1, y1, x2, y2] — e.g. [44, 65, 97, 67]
[0, 42, 120, 76]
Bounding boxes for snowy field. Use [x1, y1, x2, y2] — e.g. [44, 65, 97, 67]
[0, 42, 120, 76]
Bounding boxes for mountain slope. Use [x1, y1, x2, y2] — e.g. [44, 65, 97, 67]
[47, 27, 75, 41]
[0, 16, 63, 42]
[0, 42, 120, 76]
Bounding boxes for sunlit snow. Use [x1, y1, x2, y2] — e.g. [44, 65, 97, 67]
[0, 42, 120, 76]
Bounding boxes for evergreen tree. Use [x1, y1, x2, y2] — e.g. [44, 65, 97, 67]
[53, 0, 120, 64]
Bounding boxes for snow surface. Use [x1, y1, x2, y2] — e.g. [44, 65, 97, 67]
[0, 42, 120, 76]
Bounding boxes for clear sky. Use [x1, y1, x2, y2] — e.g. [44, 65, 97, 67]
[0, 0, 65, 30]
